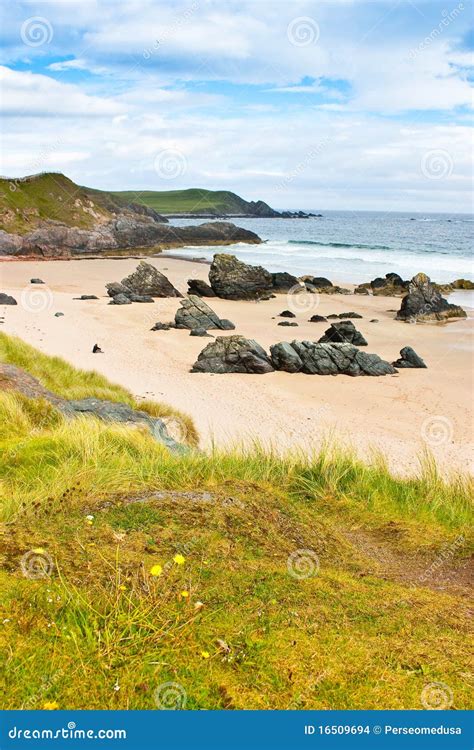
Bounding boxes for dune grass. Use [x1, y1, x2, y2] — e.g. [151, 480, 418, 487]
[0, 335, 472, 710]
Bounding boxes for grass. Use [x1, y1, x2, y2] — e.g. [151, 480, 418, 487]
[110, 188, 255, 215]
[0, 335, 472, 710]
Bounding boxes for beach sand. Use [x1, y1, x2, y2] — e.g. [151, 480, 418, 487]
[1, 255, 473, 476]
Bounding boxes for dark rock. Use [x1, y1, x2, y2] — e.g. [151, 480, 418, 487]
[318, 321, 368, 346]
[0, 293, 17, 305]
[370, 319, 379, 323]
[150, 322, 172, 331]
[309, 315, 327, 322]
[369, 273, 409, 297]
[190, 328, 213, 337]
[396, 272, 466, 322]
[271, 272, 300, 292]
[327, 314, 339, 319]
[75, 294, 99, 300]
[392, 346, 427, 369]
[128, 294, 154, 303]
[209, 253, 273, 300]
[92, 344, 103, 353]
[30, 278, 44, 284]
[121, 261, 182, 298]
[310, 277, 333, 289]
[191, 335, 274, 374]
[278, 321, 298, 327]
[354, 285, 370, 295]
[175, 295, 235, 330]
[109, 293, 132, 305]
[54, 312, 64, 317]
[278, 310, 296, 318]
[270, 341, 396, 376]
[338, 311, 363, 319]
[187, 279, 216, 297]
[106, 282, 129, 298]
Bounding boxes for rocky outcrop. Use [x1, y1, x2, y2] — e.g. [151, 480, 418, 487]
[392, 346, 427, 369]
[355, 273, 408, 297]
[0, 220, 261, 257]
[270, 341, 396, 376]
[174, 296, 235, 331]
[271, 272, 300, 291]
[191, 336, 274, 374]
[396, 273, 466, 322]
[302, 277, 350, 295]
[106, 262, 181, 302]
[209, 254, 273, 300]
[0, 293, 17, 305]
[318, 321, 368, 346]
[0, 363, 187, 453]
[187, 279, 216, 297]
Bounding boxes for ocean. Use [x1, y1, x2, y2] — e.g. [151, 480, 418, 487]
[167, 210, 474, 308]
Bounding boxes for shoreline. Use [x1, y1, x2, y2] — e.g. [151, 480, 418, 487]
[1, 255, 473, 477]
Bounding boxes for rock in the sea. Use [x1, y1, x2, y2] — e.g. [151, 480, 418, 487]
[109, 293, 132, 305]
[270, 341, 396, 376]
[175, 295, 235, 330]
[0, 293, 17, 305]
[209, 253, 273, 300]
[121, 261, 182, 298]
[279, 310, 296, 318]
[187, 279, 216, 297]
[396, 272, 466, 322]
[191, 335, 274, 374]
[318, 321, 368, 346]
[190, 328, 213, 337]
[278, 321, 298, 327]
[391, 346, 427, 369]
[30, 278, 44, 284]
[271, 272, 300, 292]
[309, 314, 327, 322]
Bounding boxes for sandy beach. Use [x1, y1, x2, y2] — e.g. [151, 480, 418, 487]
[1, 255, 473, 476]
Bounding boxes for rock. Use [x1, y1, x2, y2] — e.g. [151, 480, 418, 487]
[303, 277, 350, 295]
[392, 346, 427, 369]
[278, 321, 298, 327]
[106, 282, 129, 298]
[270, 341, 396, 376]
[309, 315, 327, 322]
[175, 295, 235, 330]
[0, 293, 17, 305]
[209, 253, 273, 300]
[318, 321, 368, 346]
[92, 344, 103, 353]
[278, 310, 296, 318]
[338, 311, 363, 319]
[187, 279, 216, 297]
[327, 314, 339, 319]
[121, 261, 182, 298]
[150, 322, 172, 331]
[354, 285, 370, 295]
[310, 277, 333, 289]
[54, 312, 64, 317]
[191, 335, 274, 374]
[396, 272, 466, 322]
[109, 293, 132, 305]
[271, 272, 300, 292]
[128, 294, 154, 303]
[30, 278, 44, 284]
[371, 273, 408, 296]
[370, 319, 379, 323]
[450, 278, 474, 290]
[190, 328, 213, 337]
[75, 294, 99, 300]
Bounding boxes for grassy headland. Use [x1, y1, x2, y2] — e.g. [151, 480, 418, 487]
[110, 188, 267, 215]
[0, 333, 472, 710]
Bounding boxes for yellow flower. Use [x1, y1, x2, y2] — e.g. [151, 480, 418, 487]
[200, 651, 210, 659]
[42, 701, 59, 710]
[150, 564, 163, 577]
[180, 590, 189, 598]
[173, 554, 185, 565]
[119, 585, 126, 591]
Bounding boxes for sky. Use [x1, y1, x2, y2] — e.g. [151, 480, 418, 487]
[0, 0, 473, 211]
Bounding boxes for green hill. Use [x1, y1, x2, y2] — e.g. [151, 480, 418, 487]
[109, 188, 272, 215]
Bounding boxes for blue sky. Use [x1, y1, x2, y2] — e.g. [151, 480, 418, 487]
[0, 0, 473, 210]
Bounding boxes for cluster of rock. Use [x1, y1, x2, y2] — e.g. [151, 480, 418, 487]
[106, 261, 182, 304]
[191, 335, 400, 376]
[396, 273, 466, 322]
[355, 273, 408, 296]
[301, 276, 351, 295]
[151, 295, 235, 334]
[318, 321, 368, 346]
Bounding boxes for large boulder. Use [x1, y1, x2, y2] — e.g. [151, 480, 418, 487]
[121, 261, 182, 298]
[191, 335, 274, 374]
[270, 341, 396, 376]
[396, 272, 466, 322]
[271, 272, 300, 292]
[392, 346, 427, 369]
[318, 320, 368, 346]
[0, 293, 17, 305]
[175, 295, 235, 331]
[209, 254, 273, 300]
[187, 279, 216, 297]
